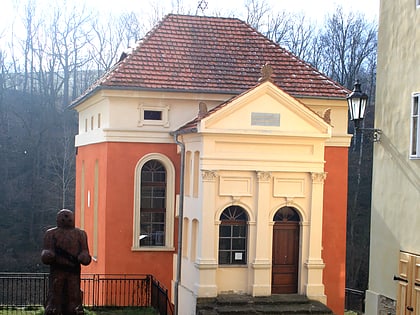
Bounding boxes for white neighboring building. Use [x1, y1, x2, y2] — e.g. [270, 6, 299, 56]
[365, 1, 420, 314]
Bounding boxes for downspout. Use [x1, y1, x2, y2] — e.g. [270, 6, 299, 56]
[173, 131, 185, 315]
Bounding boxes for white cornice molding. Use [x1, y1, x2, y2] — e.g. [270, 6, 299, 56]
[325, 134, 352, 147]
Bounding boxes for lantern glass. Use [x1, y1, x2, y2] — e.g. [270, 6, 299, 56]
[347, 81, 368, 122]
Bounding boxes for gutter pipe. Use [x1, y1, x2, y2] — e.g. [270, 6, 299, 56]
[172, 130, 185, 315]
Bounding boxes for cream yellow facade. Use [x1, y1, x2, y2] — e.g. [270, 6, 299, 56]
[366, 1, 420, 314]
[74, 90, 230, 146]
[175, 81, 349, 314]
[74, 86, 350, 148]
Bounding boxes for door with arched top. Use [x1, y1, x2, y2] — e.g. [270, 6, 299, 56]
[271, 207, 300, 294]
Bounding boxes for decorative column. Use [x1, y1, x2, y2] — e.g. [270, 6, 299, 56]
[251, 171, 272, 296]
[305, 172, 327, 304]
[194, 170, 218, 297]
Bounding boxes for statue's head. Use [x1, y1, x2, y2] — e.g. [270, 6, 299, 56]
[56, 209, 75, 229]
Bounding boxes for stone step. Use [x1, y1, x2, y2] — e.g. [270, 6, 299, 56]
[196, 294, 334, 315]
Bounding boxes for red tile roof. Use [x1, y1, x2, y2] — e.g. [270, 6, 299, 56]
[73, 14, 348, 106]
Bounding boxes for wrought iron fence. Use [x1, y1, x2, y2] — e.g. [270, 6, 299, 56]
[0, 273, 173, 315]
[151, 278, 174, 315]
[81, 274, 151, 308]
[345, 287, 365, 314]
[0, 273, 48, 308]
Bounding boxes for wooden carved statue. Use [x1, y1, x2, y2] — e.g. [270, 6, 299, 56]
[41, 209, 91, 315]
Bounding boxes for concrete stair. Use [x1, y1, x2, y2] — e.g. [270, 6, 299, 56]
[196, 294, 334, 315]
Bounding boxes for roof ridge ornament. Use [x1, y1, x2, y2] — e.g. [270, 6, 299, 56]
[259, 63, 274, 82]
[196, 0, 208, 15]
[198, 101, 208, 118]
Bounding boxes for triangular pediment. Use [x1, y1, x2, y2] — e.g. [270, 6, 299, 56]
[199, 81, 331, 138]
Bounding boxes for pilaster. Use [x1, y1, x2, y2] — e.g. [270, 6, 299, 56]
[194, 170, 218, 297]
[305, 172, 327, 304]
[251, 171, 272, 296]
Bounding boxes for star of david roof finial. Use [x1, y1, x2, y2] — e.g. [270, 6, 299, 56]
[196, 0, 208, 15]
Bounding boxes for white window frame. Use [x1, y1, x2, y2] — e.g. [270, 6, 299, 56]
[417, 0, 420, 8]
[410, 93, 420, 159]
[138, 104, 170, 127]
[218, 206, 249, 265]
[132, 153, 175, 250]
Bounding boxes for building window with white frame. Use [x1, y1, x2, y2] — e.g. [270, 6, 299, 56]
[140, 160, 166, 246]
[133, 154, 175, 249]
[410, 94, 420, 158]
[138, 104, 170, 127]
[218, 206, 248, 265]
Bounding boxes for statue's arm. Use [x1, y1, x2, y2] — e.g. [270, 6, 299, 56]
[41, 229, 56, 265]
[78, 230, 91, 266]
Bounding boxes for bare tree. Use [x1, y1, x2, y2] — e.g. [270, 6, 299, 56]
[265, 11, 293, 44]
[50, 3, 93, 107]
[118, 12, 145, 50]
[245, 0, 270, 30]
[281, 14, 317, 61]
[46, 110, 77, 210]
[319, 7, 377, 89]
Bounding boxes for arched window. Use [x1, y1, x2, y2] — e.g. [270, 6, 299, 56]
[139, 160, 166, 246]
[133, 154, 175, 249]
[218, 206, 248, 265]
[273, 206, 300, 222]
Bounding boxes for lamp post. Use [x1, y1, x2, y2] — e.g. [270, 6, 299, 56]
[346, 80, 381, 142]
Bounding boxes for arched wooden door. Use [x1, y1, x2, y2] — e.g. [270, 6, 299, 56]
[272, 207, 300, 294]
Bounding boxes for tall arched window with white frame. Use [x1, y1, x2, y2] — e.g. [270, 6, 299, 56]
[133, 154, 175, 249]
[140, 160, 166, 246]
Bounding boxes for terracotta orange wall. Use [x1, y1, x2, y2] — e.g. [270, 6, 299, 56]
[322, 146, 348, 315]
[75, 142, 108, 274]
[75, 142, 180, 293]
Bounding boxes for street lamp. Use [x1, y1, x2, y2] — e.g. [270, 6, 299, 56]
[346, 80, 381, 142]
[347, 80, 368, 127]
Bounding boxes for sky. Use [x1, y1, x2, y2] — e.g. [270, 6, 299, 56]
[92, 0, 380, 21]
[0, 0, 380, 27]
[0, 0, 379, 48]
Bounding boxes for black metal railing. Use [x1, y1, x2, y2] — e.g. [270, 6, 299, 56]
[345, 287, 365, 314]
[0, 273, 173, 314]
[81, 274, 151, 308]
[151, 278, 174, 315]
[0, 273, 48, 308]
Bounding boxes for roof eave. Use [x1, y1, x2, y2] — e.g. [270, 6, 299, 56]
[295, 94, 348, 100]
[69, 85, 247, 109]
[69, 83, 348, 110]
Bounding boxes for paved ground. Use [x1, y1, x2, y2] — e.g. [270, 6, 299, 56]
[196, 294, 334, 314]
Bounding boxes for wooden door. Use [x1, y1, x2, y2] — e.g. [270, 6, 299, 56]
[396, 252, 411, 315]
[271, 221, 299, 294]
[396, 252, 420, 315]
[413, 255, 420, 315]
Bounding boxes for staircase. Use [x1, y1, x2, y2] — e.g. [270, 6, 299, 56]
[196, 294, 334, 315]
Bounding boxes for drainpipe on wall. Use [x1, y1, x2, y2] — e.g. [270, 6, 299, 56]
[172, 131, 185, 315]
